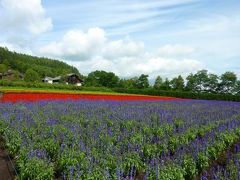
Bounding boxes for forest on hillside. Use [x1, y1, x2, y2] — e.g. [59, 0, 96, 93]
[0, 47, 79, 78]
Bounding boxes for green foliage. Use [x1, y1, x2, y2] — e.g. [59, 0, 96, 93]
[197, 152, 209, 171]
[158, 164, 184, 180]
[170, 75, 184, 91]
[4, 130, 22, 156]
[19, 157, 54, 180]
[0, 47, 80, 77]
[113, 88, 240, 101]
[173, 118, 184, 130]
[219, 71, 237, 94]
[58, 148, 86, 173]
[85, 70, 119, 88]
[24, 69, 40, 82]
[0, 120, 7, 134]
[161, 78, 171, 90]
[153, 75, 163, 89]
[39, 138, 59, 160]
[0, 63, 7, 73]
[121, 152, 145, 175]
[182, 155, 197, 179]
[118, 78, 136, 89]
[0, 80, 113, 92]
[135, 74, 149, 89]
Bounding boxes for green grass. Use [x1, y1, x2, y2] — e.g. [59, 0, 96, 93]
[0, 86, 152, 96]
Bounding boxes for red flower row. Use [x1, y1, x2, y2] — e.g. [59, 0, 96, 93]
[1, 92, 181, 103]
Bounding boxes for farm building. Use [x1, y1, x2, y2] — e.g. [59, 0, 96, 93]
[42, 73, 83, 86]
[64, 73, 83, 86]
[42, 76, 62, 84]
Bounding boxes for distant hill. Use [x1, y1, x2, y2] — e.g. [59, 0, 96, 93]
[0, 47, 80, 78]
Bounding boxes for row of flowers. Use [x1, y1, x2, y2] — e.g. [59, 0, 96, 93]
[0, 92, 181, 102]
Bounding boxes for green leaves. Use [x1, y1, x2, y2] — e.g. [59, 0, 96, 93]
[19, 157, 54, 180]
[197, 152, 209, 171]
[58, 148, 86, 173]
[168, 136, 179, 154]
[158, 164, 184, 180]
[4, 130, 22, 156]
[24, 69, 40, 82]
[182, 155, 197, 179]
[121, 152, 145, 174]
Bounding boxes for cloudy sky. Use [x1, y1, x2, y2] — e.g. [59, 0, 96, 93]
[0, 0, 240, 79]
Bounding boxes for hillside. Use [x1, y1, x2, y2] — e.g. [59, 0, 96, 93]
[0, 47, 80, 78]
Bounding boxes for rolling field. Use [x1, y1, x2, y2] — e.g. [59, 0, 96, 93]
[1, 92, 240, 179]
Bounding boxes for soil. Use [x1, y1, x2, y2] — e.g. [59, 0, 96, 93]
[0, 92, 3, 102]
[0, 140, 16, 180]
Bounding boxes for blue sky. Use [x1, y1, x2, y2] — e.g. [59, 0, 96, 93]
[0, 0, 240, 79]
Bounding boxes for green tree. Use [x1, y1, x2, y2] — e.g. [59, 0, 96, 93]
[85, 70, 119, 88]
[161, 78, 171, 90]
[2, 59, 10, 68]
[206, 73, 219, 93]
[194, 70, 209, 92]
[185, 73, 196, 91]
[0, 47, 81, 77]
[135, 74, 149, 89]
[118, 78, 138, 89]
[234, 80, 240, 95]
[0, 64, 7, 73]
[219, 71, 237, 94]
[153, 76, 163, 89]
[185, 70, 218, 93]
[170, 75, 184, 91]
[24, 69, 40, 82]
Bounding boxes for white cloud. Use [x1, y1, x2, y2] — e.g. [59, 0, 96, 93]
[0, 0, 52, 34]
[188, 14, 240, 33]
[69, 56, 203, 80]
[37, 27, 203, 79]
[103, 38, 145, 59]
[38, 28, 106, 60]
[38, 28, 144, 61]
[0, 42, 32, 54]
[158, 44, 195, 56]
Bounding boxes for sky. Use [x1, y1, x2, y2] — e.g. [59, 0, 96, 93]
[0, 0, 240, 80]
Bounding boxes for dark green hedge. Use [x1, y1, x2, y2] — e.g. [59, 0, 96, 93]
[113, 88, 240, 102]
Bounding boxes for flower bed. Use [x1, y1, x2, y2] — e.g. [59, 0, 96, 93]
[1, 100, 240, 179]
[1, 92, 181, 102]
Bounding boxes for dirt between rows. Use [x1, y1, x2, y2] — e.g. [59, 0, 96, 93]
[0, 92, 3, 102]
[0, 140, 15, 180]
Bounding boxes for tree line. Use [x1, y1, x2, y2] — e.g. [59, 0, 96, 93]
[82, 70, 240, 95]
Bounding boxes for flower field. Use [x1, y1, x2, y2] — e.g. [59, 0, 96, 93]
[0, 92, 181, 102]
[1, 96, 240, 179]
